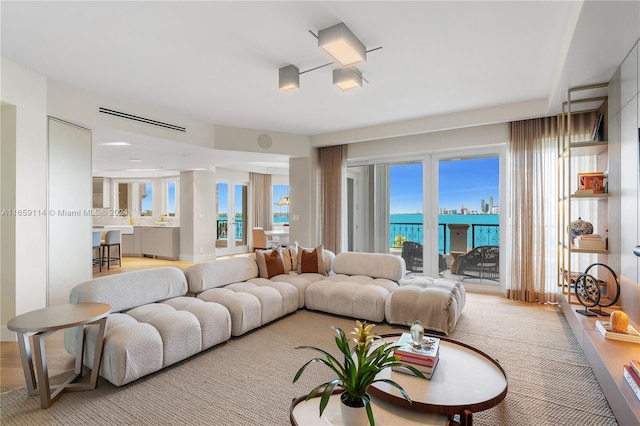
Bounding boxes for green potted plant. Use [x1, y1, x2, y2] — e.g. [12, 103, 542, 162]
[293, 320, 426, 426]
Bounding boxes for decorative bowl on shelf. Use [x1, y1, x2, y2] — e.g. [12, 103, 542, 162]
[568, 217, 593, 242]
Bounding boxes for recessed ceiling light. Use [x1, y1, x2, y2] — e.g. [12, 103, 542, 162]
[129, 159, 143, 163]
[101, 142, 131, 146]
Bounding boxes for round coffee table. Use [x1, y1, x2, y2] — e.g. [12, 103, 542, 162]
[7, 303, 111, 408]
[368, 333, 507, 425]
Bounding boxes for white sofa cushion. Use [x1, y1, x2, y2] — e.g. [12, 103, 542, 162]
[184, 257, 259, 293]
[66, 267, 232, 387]
[305, 274, 399, 322]
[69, 266, 188, 312]
[332, 252, 405, 282]
[197, 279, 298, 336]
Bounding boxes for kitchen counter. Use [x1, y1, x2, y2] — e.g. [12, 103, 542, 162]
[92, 225, 134, 235]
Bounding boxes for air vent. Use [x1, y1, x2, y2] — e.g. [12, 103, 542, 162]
[98, 107, 186, 132]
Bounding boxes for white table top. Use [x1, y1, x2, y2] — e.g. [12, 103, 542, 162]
[369, 334, 507, 415]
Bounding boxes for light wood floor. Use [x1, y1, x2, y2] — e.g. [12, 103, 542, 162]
[0, 256, 199, 393]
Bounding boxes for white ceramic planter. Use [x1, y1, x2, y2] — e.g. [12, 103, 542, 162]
[339, 393, 369, 426]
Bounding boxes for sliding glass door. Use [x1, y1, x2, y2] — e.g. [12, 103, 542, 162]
[216, 181, 248, 256]
[389, 163, 425, 273]
[346, 148, 504, 291]
[434, 152, 503, 288]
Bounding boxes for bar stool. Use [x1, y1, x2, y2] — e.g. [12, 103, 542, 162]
[101, 230, 121, 270]
[92, 231, 103, 272]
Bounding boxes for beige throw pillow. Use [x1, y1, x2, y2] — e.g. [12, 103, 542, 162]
[281, 246, 297, 273]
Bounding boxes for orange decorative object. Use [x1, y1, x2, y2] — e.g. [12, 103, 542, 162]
[610, 311, 629, 332]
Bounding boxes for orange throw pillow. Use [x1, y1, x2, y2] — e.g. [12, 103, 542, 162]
[297, 245, 327, 275]
[256, 249, 285, 279]
[264, 249, 285, 278]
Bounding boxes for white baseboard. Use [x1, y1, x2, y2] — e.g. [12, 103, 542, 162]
[1, 326, 17, 342]
[179, 254, 215, 262]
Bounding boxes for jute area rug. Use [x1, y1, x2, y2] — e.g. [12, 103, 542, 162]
[1, 292, 617, 425]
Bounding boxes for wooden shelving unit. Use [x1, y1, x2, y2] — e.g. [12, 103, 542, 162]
[557, 82, 611, 305]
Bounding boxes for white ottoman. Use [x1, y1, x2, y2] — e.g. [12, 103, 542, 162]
[384, 277, 466, 336]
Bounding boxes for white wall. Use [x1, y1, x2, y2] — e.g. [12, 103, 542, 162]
[214, 125, 310, 157]
[179, 170, 216, 262]
[609, 41, 640, 283]
[47, 79, 216, 150]
[47, 118, 93, 306]
[346, 123, 510, 162]
[0, 58, 48, 340]
[289, 154, 319, 248]
[1, 104, 17, 335]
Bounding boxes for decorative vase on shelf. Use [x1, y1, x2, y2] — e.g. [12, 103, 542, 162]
[340, 392, 369, 426]
[569, 217, 593, 242]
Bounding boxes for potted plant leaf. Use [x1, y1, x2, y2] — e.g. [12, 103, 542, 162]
[293, 320, 426, 426]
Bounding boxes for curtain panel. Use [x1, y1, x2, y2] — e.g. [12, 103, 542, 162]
[250, 172, 272, 231]
[508, 117, 559, 303]
[319, 145, 346, 254]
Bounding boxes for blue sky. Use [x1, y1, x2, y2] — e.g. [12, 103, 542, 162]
[213, 160, 498, 217]
[217, 184, 289, 216]
[390, 157, 499, 213]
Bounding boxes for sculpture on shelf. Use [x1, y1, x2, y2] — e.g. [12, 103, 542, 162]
[574, 263, 620, 317]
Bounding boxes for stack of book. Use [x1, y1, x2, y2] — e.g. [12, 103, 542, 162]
[391, 332, 440, 379]
[595, 320, 640, 344]
[575, 234, 605, 250]
[577, 172, 605, 194]
[623, 360, 640, 401]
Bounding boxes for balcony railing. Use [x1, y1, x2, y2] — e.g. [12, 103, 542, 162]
[217, 218, 498, 253]
[216, 219, 244, 240]
[390, 223, 499, 253]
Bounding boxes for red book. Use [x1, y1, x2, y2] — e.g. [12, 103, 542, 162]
[630, 359, 640, 377]
[623, 365, 640, 400]
[626, 364, 640, 386]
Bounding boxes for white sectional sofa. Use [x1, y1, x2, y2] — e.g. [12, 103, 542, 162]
[64, 267, 231, 386]
[305, 252, 404, 322]
[65, 249, 465, 386]
[184, 257, 300, 336]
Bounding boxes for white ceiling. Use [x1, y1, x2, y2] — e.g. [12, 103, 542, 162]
[2, 1, 639, 176]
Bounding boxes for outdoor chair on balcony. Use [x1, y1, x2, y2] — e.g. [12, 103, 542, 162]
[401, 241, 423, 275]
[456, 245, 499, 281]
[401, 241, 448, 276]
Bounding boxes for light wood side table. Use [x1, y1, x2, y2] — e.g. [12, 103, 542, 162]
[7, 303, 111, 408]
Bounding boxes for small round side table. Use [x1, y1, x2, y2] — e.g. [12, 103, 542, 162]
[7, 303, 111, 408]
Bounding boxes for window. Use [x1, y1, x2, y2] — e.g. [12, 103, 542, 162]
[165, 180, 177, 217]
[273, 184, 289, 225]
[140, 182, 152, 216]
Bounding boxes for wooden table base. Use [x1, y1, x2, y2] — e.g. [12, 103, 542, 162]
[16, 317, 107, 408]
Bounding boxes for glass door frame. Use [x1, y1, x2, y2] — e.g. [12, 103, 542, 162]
[430, 146, 506, 293]
[216, 179, 249, 256]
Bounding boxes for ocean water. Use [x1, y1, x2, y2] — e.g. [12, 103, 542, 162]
[218, 213, 499, 251]
[390, 213, 499, 252]
[390, 213, 499, 225]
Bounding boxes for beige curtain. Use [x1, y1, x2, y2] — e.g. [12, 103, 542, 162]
[508, 112, 598, 303]
[319, 145, 346, 254]
[250, 172, 272, 231]
[508, 117, 558, 303]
